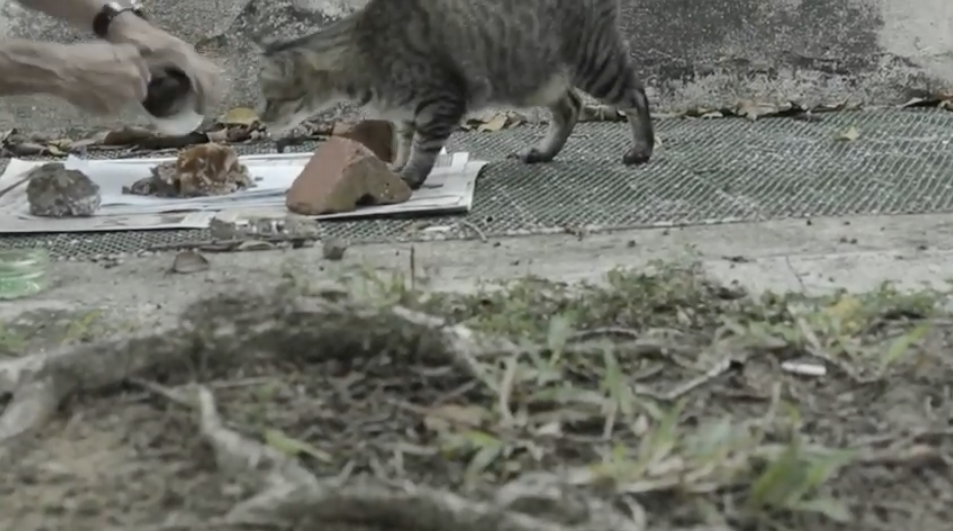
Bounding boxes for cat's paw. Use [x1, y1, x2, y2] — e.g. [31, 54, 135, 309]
[399, 168, 428, 190]
[622, 143, 652, 165]
[510, 147, 554, 164]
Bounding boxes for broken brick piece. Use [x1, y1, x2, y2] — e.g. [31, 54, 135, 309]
[286, 137, 412, 216]
[332, 120, 394, 162]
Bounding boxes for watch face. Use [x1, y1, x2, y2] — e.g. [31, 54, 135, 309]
[107, 0, 142, 10]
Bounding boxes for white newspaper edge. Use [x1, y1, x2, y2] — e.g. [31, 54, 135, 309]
[0, 151, 487, 234]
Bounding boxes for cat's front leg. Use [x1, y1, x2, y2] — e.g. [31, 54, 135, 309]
[389, 120, 415, 173]
[399, 98, 466, 190]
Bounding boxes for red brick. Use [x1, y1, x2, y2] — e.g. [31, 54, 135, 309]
[332, 120, 395, 162]
[286, 137, 411, 216]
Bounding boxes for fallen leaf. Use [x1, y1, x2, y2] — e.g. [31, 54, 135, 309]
[578, 104, 625, 123]
[45, 144, 66, 156]
[736, 100, 779, 121]
[833, 125, 860, 141]
[4, 142, 46, 156]
[900, 96, 952, 109]
[824, 295, 863, 332]
[217, 107, 260, 127]
[477, 113, 509, 132]
[68, 131, 110, 151]
[103, 126, 155, 146]
[237, 240, 275, 252]
[424, 404, 488, 432]
[535, 421, 562, 436]
[170, 250, 210, 274]
[263, 428, 333, 462]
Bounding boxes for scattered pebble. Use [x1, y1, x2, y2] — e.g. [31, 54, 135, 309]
[170, 250, 210, 274]
[322, 238, 348, 261]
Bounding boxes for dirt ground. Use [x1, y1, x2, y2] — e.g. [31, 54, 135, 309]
[1, 262, 951, 531]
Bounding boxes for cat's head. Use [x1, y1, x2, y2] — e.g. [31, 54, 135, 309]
[256, 38, 351, 136]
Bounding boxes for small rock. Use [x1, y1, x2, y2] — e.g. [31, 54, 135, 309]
[286, 137, 412, 216]
[170, 250, 210, 274]
[322, 238, 348, 260]
[332, 120, 395, 162]
[25, 162, 101, 217]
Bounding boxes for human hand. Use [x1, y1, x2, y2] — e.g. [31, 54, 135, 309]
[108, 16, 224, 115]
[54, 41, 150, 115]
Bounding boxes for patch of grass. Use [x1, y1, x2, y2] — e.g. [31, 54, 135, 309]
[324, 261, 945, 528]
[65, 260, 947, 531]
[0, 308, 112, 354]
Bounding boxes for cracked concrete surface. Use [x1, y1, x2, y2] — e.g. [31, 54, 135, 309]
[3, 212, 953, 330]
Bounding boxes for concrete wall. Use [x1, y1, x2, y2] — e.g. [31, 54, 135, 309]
[1, 0, 952, 133]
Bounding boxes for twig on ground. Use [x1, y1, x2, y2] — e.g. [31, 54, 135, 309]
[457, 220, 488, 242]
[128, 385, 645, 531]
[0, 287, 524, 463]
[570, 327, 642, 341]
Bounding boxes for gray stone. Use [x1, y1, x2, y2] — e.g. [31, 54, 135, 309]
[25, 163, 101, 218]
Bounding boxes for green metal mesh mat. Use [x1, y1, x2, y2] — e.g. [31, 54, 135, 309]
[3, 108, 953, 259]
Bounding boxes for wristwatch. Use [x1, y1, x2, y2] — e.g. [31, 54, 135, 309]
[92, 0, 147, 39]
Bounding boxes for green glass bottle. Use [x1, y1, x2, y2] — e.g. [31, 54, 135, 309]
[0, 248, 49, 300]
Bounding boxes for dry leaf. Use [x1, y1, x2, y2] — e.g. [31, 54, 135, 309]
[477, 113, 509, 132]
[103, 126, 155, 146]
[736, 100, 779, 121]
[824, 295, 863, 333]
[236, 240, 275, 252]
[578, 104, 624, 123]
[263, 428, 333, 462]
[170, 250, 210, 274]
[813, 99, 860, 113]
[217, 107, 260, 127]
[423, 404, 488, 432]
[900, 95, 952, 109]
[4, 142, 47, 156]
[833, 126, 860, 141]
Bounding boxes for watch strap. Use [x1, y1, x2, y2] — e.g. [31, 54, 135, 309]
[92, 1, 147, 39]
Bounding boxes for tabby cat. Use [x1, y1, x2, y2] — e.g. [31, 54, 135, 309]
[257, 0, 655, 189]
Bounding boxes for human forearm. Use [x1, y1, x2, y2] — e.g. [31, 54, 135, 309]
[13, 0, 149, 44]
[0, 40, 71, 97]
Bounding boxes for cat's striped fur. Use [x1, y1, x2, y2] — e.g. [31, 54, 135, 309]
[257, 0, 655, 189]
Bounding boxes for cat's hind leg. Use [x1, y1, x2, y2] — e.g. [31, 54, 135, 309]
[572, 34, 654, 165]
[512, 89, 583, 164]
[400, 94, 467, 189]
